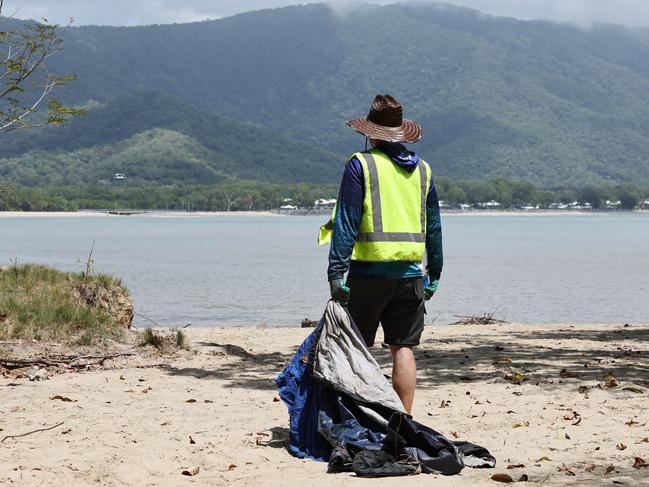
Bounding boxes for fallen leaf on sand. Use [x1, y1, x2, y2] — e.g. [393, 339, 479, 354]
[50, 395, 76, 402]
[492, 357, 512, 365]
[506, 464, 525, 469]
[181, 466, 200, 476]
[186, 399, 197, 403]
[559, 369, 577, 378]
[625, 419, 639, 426]
[558, 464, 575, 476]
[602, 373, 618, 388]
[584, 464, 596, 472]
[440, 400, 450, 408]
[605, 465, 617, 474]
[639, 437, 649, 443]
[61, 428, 72, 434]
[228, 464, 237, 471]
[536, 456, 551, 462]
[563, 411, 580, 421]
[577, 385, 589, 394]
[490, 473, 513, 483]
[272, 397, 280, 402]
[189, 436, 196, 445]
[507, 372, 527, 385]
[512, 421, 529, 428]
[572, 417, 582, 426]
[565, 433, 571, 440]
[518, 474, 529, 482]
[616, 443, 626, 450]
[633, 457, 648, 469]
[451, 431, 459, 438]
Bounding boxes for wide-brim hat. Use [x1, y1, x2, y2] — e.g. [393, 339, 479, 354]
[346, 94, 422, 143]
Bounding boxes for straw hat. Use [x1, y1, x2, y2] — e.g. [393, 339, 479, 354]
[346, 94, 422, 143]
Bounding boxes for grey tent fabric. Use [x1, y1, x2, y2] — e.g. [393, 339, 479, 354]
[312, 301, 405, 413]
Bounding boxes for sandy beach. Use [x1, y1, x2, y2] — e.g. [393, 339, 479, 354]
[1, 322, 648, 486]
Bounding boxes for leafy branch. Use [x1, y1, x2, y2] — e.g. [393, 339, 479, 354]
[0, 0, 84, 133]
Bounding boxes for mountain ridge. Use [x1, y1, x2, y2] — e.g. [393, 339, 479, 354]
[3, 2, 649, 186]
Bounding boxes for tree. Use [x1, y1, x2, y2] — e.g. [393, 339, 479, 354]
[617, 185, 640, 210]
[0, 0, 83, 133]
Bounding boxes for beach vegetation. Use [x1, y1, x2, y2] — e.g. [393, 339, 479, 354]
[139, 327, 163, 349]
[0, 263, 131, 344]
[138, 327, 190, 352]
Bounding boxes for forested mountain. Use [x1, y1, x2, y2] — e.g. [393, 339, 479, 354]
[3, 2, 649, 186]
[0, 92, 341, 185]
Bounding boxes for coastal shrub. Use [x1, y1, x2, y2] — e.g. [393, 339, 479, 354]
[138, 327, 189, 352]
[0, 264, 132, 345]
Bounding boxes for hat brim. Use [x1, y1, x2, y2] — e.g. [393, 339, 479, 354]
[346, 117, 422, 143]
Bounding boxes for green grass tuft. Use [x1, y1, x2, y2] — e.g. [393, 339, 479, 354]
[0, 263, 129, 345]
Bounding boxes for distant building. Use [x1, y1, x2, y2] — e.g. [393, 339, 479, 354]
[640, 200, 649, 210]
[314, 198, 336, 209]
[548, 202, 569, 210]
[114, 173, 127, 181]
[605, 200, 622, 209]
[480, 200, 502, 209]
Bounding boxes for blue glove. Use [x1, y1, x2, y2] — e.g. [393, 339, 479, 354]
[329, 279, 350, 306]
[424, 277, 438, 301]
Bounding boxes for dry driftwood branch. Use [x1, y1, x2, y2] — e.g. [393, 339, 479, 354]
[0, 351, 137, 369]
[450, 312, 509, 326]
[1, 421, 64, 443]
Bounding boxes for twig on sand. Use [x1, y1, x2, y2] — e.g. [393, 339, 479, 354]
[0, 351, 137, 369]
[450, 312, 509, 326]
[135, 312, 161, 327]
[1, 422, 64, 443]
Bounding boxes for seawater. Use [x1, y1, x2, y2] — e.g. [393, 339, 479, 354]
[1, 213, 648, 326]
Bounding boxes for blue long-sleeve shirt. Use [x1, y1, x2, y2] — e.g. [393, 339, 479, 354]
[327, 142, 443, 282]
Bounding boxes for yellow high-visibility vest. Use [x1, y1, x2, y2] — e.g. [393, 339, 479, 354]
[319, 148, 430, 262]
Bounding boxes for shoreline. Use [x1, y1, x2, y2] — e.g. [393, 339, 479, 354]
[0, 209, 646, 218]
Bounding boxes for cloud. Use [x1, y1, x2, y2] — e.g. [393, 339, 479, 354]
[5, 0, 649, 27]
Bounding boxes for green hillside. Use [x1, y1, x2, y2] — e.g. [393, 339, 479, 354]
[3, 3, 649, 185]
[0, 92, 342, 185]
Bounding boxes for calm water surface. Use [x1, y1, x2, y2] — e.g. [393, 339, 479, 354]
[1, 213, 648, 326]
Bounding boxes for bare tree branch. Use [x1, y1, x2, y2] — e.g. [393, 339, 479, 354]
[1, 422, 65, 443]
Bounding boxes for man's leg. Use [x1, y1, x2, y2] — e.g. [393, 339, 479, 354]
[390, 345, 416, 414]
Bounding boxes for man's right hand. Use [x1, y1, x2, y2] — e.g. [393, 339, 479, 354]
[329, 279, 351, 306]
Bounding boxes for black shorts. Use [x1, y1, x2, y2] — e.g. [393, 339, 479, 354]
[346, 276, 425, 347]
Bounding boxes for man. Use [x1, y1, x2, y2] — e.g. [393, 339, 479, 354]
[319, 94, 443, 414]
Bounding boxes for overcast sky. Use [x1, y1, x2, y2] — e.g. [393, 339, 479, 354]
[4, 0, 649, 28]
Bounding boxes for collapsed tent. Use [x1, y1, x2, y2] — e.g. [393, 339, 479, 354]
[276, 300, 496, 477]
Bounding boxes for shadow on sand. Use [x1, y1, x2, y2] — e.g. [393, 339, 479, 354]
[163, 325, 649, 392]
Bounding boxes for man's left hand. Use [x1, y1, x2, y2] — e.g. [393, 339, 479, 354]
[424, 279, 438, 301]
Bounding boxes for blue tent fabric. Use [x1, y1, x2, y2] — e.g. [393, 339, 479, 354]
[276, 301, 496, 476]
[275, 322, 330, 461]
